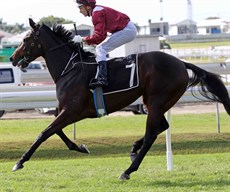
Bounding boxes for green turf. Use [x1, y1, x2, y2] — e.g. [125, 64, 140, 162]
[169, 41, 230, 49]
[0, 154, 229, 192]
[0, 113, 229, 191]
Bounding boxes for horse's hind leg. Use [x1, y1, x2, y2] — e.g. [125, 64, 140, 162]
[157, 116, 169, 134]
[120, 85, 185, 180]
[130, 116, 169, 162]
[120, 109, 163, 180]
[56, 130, 90, 153]
[130, 136, 144, 162]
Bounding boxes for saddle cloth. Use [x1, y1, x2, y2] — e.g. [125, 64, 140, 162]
[91, 54, 139, 95]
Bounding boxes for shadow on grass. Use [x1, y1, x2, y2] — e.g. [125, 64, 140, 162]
[147, 179, 229, 189]
[0, 133, 229, 161]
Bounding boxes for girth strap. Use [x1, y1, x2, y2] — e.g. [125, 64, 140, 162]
[93, 87, 107, 117]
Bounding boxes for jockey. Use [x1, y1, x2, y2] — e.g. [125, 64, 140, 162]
[73, 0, 137, 88]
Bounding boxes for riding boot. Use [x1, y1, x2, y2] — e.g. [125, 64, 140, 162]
[89, 61, 108, 88]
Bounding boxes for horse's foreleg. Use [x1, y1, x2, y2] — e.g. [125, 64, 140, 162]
[54, 108, 89, 153]
[12, 111, 74, 172]
[56, 130, 90, 153]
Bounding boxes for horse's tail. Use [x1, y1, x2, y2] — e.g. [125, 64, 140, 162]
[184, 62, 230, 115]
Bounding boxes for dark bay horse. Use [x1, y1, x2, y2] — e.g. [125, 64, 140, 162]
[10, 19, 230, 180]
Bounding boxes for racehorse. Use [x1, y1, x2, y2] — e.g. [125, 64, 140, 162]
[10, 18, 230, 180]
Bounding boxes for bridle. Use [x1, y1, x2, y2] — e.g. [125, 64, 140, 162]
[24, 26, 83, 81]
[21, 30, 42, 65]
[23, 27, 73, 64]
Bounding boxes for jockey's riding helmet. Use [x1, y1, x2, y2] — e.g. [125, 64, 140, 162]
[76, 0, 96, 7]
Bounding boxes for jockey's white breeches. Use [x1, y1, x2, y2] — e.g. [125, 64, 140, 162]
[95, 21, 137, 62]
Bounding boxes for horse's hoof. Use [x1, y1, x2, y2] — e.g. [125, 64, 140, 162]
[118, 172, 130, 180]
[80, 144, 90, 154]
[130, 153, 138, 162]
[12, 163, 24, 172]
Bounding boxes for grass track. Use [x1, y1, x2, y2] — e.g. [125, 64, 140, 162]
[0, 113, 229, 191]
[1, 153, 229, 192]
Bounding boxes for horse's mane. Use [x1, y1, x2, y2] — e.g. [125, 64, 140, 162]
[41, 23, 95, 59]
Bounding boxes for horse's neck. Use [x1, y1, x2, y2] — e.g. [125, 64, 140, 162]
[44, 53, 68, 83]
[43, 44, 73, 83]
[38, 30, 70, 82]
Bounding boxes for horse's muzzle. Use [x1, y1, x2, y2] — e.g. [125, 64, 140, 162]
[9, 56, 17, 66]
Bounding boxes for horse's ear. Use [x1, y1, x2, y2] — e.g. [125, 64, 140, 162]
[29, 18, 40, 29]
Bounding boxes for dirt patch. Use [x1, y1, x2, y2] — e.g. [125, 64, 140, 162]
[171, 102, 225, 115]
[1, 102, 226, 120]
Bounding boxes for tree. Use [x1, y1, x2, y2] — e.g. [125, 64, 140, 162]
[0, 15, 74, 34]
[0, 18, 27, 34]
[39, 15, 74, 27]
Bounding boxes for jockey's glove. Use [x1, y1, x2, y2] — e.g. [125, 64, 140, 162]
[73, 35, 83, 43]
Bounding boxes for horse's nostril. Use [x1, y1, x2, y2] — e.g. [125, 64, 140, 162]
[9, 57, 13, 62]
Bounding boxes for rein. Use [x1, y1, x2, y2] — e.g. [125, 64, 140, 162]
[51, 24, 85, 79]
[29, 27, 81, 81]
[48, 42, 70, 52]
[27, 25, 91, 83]
[61, 52, 79, 76]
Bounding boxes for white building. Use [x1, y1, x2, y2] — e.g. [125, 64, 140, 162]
[168, 19, 197, 36]
[109, 35, 160, 58]
[197, 19, 228, 35]
[63, 23, 94, 36]
[168, 18, 229, 36]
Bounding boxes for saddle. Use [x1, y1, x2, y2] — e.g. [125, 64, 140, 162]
[89, 54, 139, 95]
[72, 54, 139, 117]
